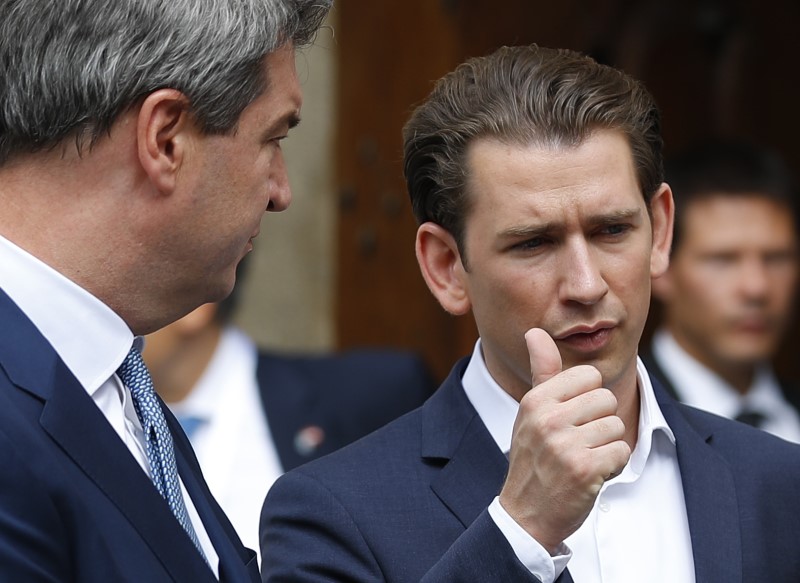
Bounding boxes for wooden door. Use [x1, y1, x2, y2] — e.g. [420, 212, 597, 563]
[334, 0, 800, 383]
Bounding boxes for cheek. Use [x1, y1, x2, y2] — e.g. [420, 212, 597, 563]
[671, 261, 724, 304]
[471, 268, 547, 334]
[771, 268, 799, 301]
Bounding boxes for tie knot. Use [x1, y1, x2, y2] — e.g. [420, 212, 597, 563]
[117, 346, 155, 399]
[117, 345, 161, 436]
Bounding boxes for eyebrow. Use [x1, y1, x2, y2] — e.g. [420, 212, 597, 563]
[587, 208, 642, 227]
[260, 112, 301, 142]
[498, 208, 643, 240]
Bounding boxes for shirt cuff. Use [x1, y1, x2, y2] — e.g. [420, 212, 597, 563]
[487, 496, 571, 583]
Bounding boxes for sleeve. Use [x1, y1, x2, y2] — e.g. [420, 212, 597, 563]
[487, 497, 571, 582]
[260, 469, 543, 583]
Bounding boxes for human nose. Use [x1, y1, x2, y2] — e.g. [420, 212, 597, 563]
[266, 149, 292, 212]
[738, 257, 770, 300]
[559, 240, 609, 305]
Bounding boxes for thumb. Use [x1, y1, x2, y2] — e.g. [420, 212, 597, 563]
[525, 328, 562, 388]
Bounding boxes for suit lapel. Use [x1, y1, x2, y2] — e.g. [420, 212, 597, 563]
[422, 360, 509, 527]
[412, 358, 745, 583]
[423, 360, 581, 582]
[44, 360, 217, 580]
[655, 381, 742, 583]
[0, 291, 215, 581]
[169, 410, 258, 582]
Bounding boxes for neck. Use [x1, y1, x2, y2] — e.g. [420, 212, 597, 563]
[712, 361, 755, 396]
[0, 130, 147, 319]
[147, 324, 223, 404]
[667, 328, 756, 396]
[614, 358, 642, 452]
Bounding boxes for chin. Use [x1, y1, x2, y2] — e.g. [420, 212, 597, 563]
[211, 280, 237, 304]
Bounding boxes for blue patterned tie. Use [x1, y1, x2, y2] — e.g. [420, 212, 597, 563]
[117, 345, 207, 561]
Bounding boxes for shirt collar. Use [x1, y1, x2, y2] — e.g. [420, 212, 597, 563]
[653, 328, 791, 422]
[169, 326, 257, 419]
[0, 235, 133, 395]
[462, 338, 675, 477]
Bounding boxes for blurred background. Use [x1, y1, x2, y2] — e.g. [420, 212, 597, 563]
[236, 0, 800, 384]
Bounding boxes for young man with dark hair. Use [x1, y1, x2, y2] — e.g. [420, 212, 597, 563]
[643, 141, 800, 442]
[261, 45, 800, 582]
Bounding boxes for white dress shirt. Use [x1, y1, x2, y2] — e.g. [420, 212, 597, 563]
[168, 326, 283, 563]
[463, 339, 695, 583]
[0, 235, 220, 576]
[652, 329, 800, 443]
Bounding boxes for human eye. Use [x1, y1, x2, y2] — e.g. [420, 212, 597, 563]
[766, 250, 797, 266]
[702, 252, 736, 268]
[597, 223, 632, 239]
[511, 236, 550, 253]
[265, 133, 288, 147]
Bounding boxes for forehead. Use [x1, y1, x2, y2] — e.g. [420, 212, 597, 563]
[680, 194, 797, 247]
[243, 44, 302, 125]
[463, 130, 642, 221]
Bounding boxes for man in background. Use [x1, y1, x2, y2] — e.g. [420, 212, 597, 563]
[0, 0, 331, 580]
[643, 142, 800, 442]
[143, 260, 435, 557]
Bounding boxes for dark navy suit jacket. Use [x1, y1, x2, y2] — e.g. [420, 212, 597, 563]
[256, 349, 436, 472]
[261, 357, 800, 582]
[0, 289, 259, 582]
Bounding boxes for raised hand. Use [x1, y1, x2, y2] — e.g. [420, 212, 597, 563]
[498, 328, 631, 553]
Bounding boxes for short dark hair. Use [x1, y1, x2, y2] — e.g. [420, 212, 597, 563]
[403, 44, 664, 266]
[667, 141, 800, 255]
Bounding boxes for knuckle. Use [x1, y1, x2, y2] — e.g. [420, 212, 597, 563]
[597, 387, 617, 408]
[613, 440, 632, 462]
[606, 415, 625, 437]
[537, 408, 565, 434]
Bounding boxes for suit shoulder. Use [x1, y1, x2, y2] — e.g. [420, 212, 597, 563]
[679, 402, 800, 468]
[258, 348, 435, 417]
[281, 404, 425, 483]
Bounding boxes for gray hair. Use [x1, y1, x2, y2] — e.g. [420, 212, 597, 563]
[403, 44, 663, 264]
[0, 0, 332, 164]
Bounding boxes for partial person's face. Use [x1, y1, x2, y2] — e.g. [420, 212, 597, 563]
[653, 195, 798, 371]
[455, 130, 672, 400]
[166, 45, 301, 305]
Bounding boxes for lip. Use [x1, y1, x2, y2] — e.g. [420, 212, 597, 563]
[732, 320, 771, 334]
[245, 226, 261, 249]
[553, 321, 616, 339]
[553, 322, 616, 353]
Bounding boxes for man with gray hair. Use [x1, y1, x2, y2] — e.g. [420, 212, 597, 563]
[0, 0, 330, 580]
[261, 44, 800, 582]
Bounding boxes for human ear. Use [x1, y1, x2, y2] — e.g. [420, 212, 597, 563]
[415, 222, 472, 315]
[649, 183, 674, 279]
[136, 89, 193, 194]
